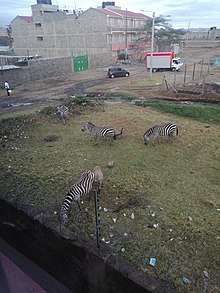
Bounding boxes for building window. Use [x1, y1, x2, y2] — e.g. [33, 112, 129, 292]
[35, 23, 42, 27]
[37, 36, 43, 41]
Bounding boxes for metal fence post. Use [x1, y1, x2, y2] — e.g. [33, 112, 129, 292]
[94, 189, 101, 248]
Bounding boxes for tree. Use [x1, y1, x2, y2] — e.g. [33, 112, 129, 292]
[6, 25, 13, 48]
[0, 36, 10, 46]
[136, 16, 185, 54]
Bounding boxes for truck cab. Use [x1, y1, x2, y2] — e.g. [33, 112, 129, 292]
[171, 57, 184, 71]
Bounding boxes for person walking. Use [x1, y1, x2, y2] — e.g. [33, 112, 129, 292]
[4, 81, 11, 96]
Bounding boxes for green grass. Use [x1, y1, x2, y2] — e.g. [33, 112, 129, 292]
[103, 92, 135, 100]
[0, 101, 220, 292]
[141, 99, 220, 123]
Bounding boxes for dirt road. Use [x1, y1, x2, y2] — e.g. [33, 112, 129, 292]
[0, 49, 220, 115]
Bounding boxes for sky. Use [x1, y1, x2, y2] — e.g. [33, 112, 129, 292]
[0, 0, 219, 29]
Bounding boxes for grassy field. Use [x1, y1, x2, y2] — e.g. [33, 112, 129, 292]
[0, 99, 220, 292]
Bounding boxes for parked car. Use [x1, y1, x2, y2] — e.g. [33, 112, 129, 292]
[107, 67, 130, 78]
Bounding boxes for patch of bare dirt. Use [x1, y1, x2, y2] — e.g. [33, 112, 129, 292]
[1, 41, 220, 114]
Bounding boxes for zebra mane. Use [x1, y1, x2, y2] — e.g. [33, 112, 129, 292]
[143, 128, 152, 137]
[78, 169, 92, 181]
[144, 125, 159, 137]
[86, 121, 95, 126]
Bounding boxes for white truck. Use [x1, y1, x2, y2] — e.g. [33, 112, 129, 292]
[146, 52, 183, 72]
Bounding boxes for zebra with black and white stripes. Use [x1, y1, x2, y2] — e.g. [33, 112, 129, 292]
[57, 105, 69, 125]
[143, 123, 178, 145]
[82, 121, 116, 145]
[59, 169, 95, 226]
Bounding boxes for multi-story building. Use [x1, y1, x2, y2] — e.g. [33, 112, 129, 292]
[0, 27, 7, 37]
[10, 1, 150, 65]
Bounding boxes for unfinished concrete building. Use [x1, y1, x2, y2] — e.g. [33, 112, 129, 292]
[10, 1, 150, 67]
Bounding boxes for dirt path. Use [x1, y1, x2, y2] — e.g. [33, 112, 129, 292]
[0, 60, 219, 115]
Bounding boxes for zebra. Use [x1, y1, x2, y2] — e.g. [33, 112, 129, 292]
[59, 169, 95, 226]
[82, 121, 116, 145]
[143, 123, 178, 145]
[57, 105, 69, 125]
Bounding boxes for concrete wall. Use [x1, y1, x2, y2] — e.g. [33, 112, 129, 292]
[0, 53, 112, 86]
[0, 57, 72, 86]
[11, 7, 112, 60]
[0, 193, 174, 293]
[182, 28, 220, 40]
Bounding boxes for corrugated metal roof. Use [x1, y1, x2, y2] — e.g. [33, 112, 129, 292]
[98, 8, 150, 19]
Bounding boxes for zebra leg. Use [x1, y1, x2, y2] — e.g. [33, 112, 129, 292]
[168, 133, 174, 142]
[93, 135, 98, 146]
[153, 134, 159, 144]
[76, 200, 82, 211]
[110, 137, 114, 146]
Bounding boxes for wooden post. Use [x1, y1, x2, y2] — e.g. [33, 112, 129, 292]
[200, 60, 204, 78]
[183, 63, 187, 84]
[166, 79, 178, 93]
[202, 76, 206, 95]
[192, 62, 196, 81]
[173, 70, 177, 86]
[163, 75, 169, 91]
[207, 62, 210, 75]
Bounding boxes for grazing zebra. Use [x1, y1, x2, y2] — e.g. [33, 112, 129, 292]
[93, 165, 103, 192]
[82, 121, 116, 145]
[57, 105, 69, 125]
[59, 169, 95, 226]
[143, 123, 178, 145]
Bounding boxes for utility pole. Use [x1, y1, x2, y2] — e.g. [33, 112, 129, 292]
[186, 21, 190, 47]
[150, 11, 155, 80]
[125, 8, 128, 60]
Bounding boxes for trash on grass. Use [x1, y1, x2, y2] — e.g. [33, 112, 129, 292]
[203, 270, 210, 279]
[149, 258, 157, 267]
[101, 237, 110, 244]
[182, 276, 191, 285]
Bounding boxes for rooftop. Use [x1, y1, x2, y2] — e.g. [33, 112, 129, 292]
[98, 7, 150, 19]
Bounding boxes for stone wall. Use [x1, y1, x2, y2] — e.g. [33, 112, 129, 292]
[0, 193, 174, 293]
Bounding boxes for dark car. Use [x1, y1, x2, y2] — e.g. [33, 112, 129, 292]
[107, 67, 130, 78]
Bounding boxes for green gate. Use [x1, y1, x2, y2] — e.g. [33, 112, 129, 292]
[73, 55, 88, 72]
